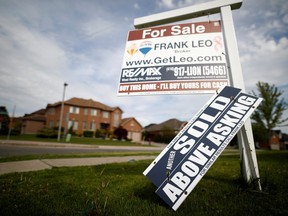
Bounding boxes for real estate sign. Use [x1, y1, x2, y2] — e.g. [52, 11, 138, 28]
[118, 21, 229, 95]
[143, 86, 262, 210]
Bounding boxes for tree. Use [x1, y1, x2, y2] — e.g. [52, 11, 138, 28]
[114, 126, 128, 140]
[251, 82, 288, 142]
[0, 106, 10, 135]
[160, 126, 175, 144]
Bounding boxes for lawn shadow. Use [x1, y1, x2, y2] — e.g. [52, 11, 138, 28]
[134, 181, 170, 209]
[203, 174, 238, 185]
[202, 173, 264, 193]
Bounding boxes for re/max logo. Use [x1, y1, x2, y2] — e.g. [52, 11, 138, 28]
[122, 67, 162, 77]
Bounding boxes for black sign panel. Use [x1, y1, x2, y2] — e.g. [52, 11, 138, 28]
[143, 86, 262, 210]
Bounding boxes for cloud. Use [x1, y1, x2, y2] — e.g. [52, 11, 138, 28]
[0, 0, 131, 117]
[0, 13, 69, 113]
[234, 0, 288, 91]
[157, 0, 175, 9]
[156, 0, 196, 9]
[0, 0, 287, 133]
[134, 3, 140, 9]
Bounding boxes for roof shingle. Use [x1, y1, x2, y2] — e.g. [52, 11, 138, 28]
[47, 97, 122, 112]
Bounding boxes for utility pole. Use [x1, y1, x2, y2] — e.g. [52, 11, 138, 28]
[57, 83, 68, 142]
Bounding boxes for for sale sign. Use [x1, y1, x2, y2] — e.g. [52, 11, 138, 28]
[118, 21, 229, 95]
[143, 86, 262, 210]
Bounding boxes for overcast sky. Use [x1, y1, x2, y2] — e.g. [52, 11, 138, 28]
[0, 0, 287, 132]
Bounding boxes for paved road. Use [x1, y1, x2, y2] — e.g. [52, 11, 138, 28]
[0, 140, 165, 157]
[0, 140, 164, 175]
[0, 143, 160, 157]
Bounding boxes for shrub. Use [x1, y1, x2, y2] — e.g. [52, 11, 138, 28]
[114, 126, 128, 140]
[95, 129, 106, 138]
[83, 130, 94, 137]
[37, 127, 58, 138]
[68, 125, 76, 136]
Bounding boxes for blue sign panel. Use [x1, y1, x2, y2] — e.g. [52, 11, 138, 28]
[143, 86, 262, 210]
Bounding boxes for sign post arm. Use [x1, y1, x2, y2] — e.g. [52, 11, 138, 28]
[134, 0, 242, 29]
[220, 5, 261, 190]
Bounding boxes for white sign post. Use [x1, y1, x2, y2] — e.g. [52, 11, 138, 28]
[220, 4, 261, 190]
[133, 0, 261, 195]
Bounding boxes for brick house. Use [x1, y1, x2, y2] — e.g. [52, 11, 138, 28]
[17, 97, 143, 142]
[121, 117, 143, 142]
[45, 97, 123, 136]
[21, 109, 46, 134]
[143, 118, 187, 143]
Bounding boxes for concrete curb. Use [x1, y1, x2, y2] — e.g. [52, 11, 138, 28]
[42, 155, 156, 167]
[0, 140, 100, 149]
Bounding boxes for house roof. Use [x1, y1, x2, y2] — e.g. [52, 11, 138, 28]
[24, 108, 46, 116]
[47, 97, 123, 112]
[121, 117, 143, 128]
[144, 123, 156, 129]
[22, 116, 46, 121]
[22, 108, 46, 122]
[144, 118, 187, 132]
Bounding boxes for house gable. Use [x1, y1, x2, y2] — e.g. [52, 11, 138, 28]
[21, 108, 46, 134]
[121, 117, 143, 132]
[144, 118, 187, 132]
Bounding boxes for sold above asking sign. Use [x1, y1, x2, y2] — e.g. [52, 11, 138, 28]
[143, 86, 262, 210]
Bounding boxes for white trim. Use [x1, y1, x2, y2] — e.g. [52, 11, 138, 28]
[134, 0, 242, 28]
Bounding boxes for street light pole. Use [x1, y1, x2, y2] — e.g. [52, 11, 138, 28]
[57, 83, 68, 142]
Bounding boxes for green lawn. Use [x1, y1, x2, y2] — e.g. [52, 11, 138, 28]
[0, 151, 287, 216]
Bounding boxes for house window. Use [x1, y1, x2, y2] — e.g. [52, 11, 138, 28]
[103, 111, 109, 118]
[84, 108, 89, 115]
[113, 112, 119, 127]
[90, 121, 96, 131]
[91, 109, 97, 116]
[69, 106, 80, 114]
[83, 121, 87, 130]
[49, 121, 54, 128]
[68, 120, 78, 130]
[74, 121, 78, 130]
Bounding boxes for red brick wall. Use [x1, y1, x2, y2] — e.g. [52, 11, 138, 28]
[46, 105, 122, 135]
[22, 121, 45, 134]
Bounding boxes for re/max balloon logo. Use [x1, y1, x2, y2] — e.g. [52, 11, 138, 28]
[126, 41, 153, 57]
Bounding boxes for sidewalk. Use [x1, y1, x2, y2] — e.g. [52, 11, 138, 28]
[0, 155, 157, 175]
[0, 140, 163, 175]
